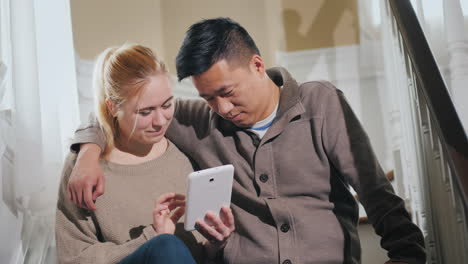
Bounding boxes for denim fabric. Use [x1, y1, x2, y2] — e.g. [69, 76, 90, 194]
[119, 234, 196, 264]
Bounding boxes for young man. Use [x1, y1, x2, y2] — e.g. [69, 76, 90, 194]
[68, 18, 425, 264]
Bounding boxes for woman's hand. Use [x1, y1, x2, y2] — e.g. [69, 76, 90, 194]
[196, 207, 235, 259]
[152, 193, 186, 235]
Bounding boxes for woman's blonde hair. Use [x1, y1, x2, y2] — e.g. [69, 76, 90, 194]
[93, 43, 168, 156]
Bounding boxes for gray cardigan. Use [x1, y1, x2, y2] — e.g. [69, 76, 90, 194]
[72, 67, 425, 264]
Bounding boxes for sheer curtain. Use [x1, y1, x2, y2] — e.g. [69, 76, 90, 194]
[1, 1, 21, 263]
[1, 0, 80, 263]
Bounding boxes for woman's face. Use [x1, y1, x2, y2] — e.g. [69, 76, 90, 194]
[116, 74, 174, 146]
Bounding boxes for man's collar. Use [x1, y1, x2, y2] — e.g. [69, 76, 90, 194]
[266, 67, 301, 119]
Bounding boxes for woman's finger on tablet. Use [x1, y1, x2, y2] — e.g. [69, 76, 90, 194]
[155, 192, 177, 204]
[172, 193, 186, 201]
[167, 199, 186, 210]
[155, 193, 186, 206]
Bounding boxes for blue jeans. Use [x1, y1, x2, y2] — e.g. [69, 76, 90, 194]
[119, 234, 197, 264]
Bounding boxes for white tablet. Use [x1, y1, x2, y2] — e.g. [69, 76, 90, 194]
[184, 164, 234, 231]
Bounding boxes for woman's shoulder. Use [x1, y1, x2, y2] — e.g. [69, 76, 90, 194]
[166, 139, 197, 171]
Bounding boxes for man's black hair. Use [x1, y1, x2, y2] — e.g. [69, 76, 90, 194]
[176, 17, 260, 81]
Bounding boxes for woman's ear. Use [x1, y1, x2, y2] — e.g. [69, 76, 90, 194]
[105, 99, 117, 117]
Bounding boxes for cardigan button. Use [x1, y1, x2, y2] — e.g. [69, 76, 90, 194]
[280, 223, 290, 233]
[259, 174, 269, 183]
[282, 259, 292, 264]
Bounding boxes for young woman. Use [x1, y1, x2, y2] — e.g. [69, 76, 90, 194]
[56, 44, 206, 264]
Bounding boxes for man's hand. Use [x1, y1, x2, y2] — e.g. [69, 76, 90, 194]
[196, 207, 235, 259]
[67, 143, 104, 210]
[152, 193, 186, 235]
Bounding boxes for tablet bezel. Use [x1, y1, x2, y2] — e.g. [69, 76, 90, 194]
[184, 164, 234, 231]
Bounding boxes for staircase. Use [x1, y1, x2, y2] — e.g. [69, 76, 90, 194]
[383, 1, 468, 263]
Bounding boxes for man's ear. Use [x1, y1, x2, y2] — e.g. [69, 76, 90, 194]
[250, 55, 266, 76]
[105, 99, 117, 117]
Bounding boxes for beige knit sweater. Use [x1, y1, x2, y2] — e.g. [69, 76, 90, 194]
[56, 141, 205, 264]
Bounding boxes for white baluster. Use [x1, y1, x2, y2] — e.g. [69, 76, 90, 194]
[444, 0, 468, 134]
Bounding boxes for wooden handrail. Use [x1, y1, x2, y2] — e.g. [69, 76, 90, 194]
[389, 0, 468, 211]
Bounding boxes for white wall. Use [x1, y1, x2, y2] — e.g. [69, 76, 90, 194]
[71, 0, 284, 74]
[71, 0, 165, 62]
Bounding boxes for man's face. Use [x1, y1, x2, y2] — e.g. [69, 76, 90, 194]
[192, 58, 267, 128]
